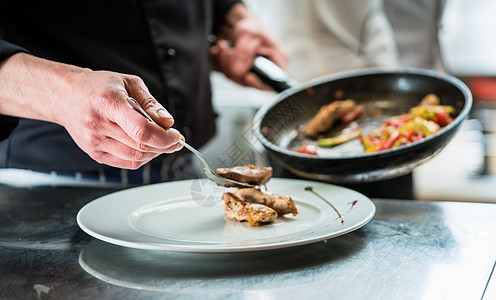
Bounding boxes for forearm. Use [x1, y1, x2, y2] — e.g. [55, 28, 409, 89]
[0, 52, 87, 125]
[0, 52, 184, 169]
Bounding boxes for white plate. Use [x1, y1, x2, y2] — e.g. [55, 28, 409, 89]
[77, 178, 375, 252]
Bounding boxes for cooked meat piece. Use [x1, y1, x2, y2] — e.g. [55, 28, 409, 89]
[215, 165, 273, 186]
[223, 193, 277, 227]
[419, 93, 441, 106]
[301, 99, 356, 138]
[317, 122, 362, 148]
[223, 193, 245, 222]
[244, 203, 278, 227]
[340, 104, 365, 124]
[233, 188, 298, 216]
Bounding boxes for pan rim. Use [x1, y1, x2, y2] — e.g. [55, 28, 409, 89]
[253, 67, 473, 161]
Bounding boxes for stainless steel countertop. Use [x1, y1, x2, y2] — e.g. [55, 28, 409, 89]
[0, 183, 495, 299]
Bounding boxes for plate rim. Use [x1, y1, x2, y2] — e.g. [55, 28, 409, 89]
[76, 178, 376, 253]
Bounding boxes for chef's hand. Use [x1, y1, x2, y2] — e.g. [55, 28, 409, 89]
[0, 53, 184, 169]
[61, 69, 185, 169]
[210, 3, 288, 90]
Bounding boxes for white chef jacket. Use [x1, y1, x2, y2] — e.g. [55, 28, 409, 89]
[254, 0, 399, 82]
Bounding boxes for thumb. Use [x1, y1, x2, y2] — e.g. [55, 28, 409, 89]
[125, 76, 175, 129]
[129, 94, 175, 129]
[152, 105, 175, 129]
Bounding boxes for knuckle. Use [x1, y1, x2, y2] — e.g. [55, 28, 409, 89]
[96, 89, 114, 103]
[90, 150, 105, 163]
[131, 125, 151, 143]
[131, 150, 146, 162]
[126, 75, 147, 90]
[129, 161, 143, 170]
[85, 132, 101, 149]
[102, 92, 120, 112]
[93, 157, 105, 165]
[138, 142, 149, 151]
[86, 138, 99, 149]
[82, 114, 101, 131]
[141, 96, 158, 111]
[127, 74, 143, 84]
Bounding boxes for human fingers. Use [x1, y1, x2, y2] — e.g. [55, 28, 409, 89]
[255, 45, 289, 71]
[70, 118, 183, 170]
[72, 104, 183, 157]
[101, 87, 183, 151]
[51, 69, 184, 169]
[116, 108, 183, 151]
[89, 149, 158, 170]
[212, 41, 272, 90]
[123, 75, 175, 129]
[230, 32, 261, 77]
[238, 72, 272, 91]
[102, 120, 183, 154]
[212, 40, 234, 77]
[93, 138, 186, 170]
[95, 132, 184, 167]
[66, 118, 160, 170]
[94, 136, 161, 168]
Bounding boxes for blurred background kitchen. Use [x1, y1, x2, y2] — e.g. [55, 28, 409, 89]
[202, 0, 496, 203]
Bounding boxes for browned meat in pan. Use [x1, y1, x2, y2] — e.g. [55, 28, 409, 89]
[419, 93, 441, 106]
[301, 99, 356, 138]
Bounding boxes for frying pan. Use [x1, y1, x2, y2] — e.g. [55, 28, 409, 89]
[251, 57, 472, 183]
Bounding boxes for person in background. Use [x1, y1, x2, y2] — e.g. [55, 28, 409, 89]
[255, 0, 446, 199]
[383, 0, 446, 71]
[254, 0, 399, 82]
[0, 1, 287, 186]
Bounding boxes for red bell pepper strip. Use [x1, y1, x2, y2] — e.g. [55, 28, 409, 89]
[385, 117, 410, 127]
[411, 132, 424, 142]
[295, 144, 318, 155]
[401, 129, 413, 141]
[375, 130, 401, 151]
[433, 111, 452, 126]
[341, 104, 365, 124]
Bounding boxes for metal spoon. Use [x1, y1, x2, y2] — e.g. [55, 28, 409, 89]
[126, 97, 253, 188]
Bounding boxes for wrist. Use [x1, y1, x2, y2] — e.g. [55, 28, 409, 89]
[0, 53, 89, 124]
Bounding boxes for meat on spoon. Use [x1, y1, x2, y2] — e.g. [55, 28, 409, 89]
[215, 165, 273, 186]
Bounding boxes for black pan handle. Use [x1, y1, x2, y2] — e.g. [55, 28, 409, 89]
[251, 56, 299, 93]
